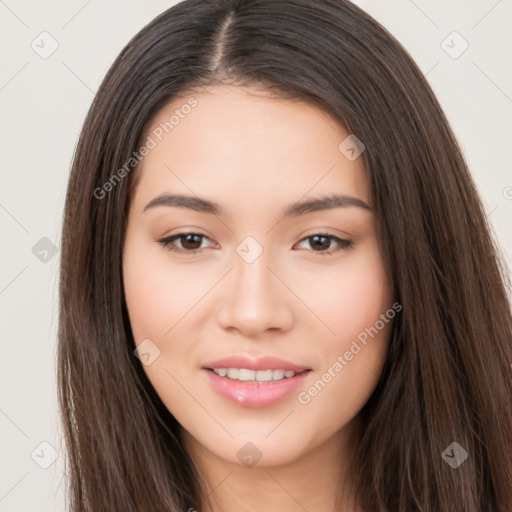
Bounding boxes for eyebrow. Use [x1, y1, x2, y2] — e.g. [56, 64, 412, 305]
[143, 193, 371, 217]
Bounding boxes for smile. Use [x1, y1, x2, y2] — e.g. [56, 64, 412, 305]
[211, 368, 300, 382]
[204, 368, 312, 408]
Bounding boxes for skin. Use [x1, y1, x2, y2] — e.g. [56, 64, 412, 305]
[123, 85, 394, 512]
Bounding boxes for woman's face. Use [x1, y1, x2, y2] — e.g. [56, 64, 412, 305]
[123, 85, 394, 468]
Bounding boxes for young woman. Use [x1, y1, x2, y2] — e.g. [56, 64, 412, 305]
[57, 0, 512, 510]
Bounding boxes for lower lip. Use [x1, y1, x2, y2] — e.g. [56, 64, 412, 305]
[203, 369, 311, 408]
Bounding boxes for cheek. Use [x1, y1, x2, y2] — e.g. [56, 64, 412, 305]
[122, 242, 202, 403]
[295, 242, 393, 345]
[297, 302, 393, 437]
[123, 248, 168, 343]
[123, 241, 211, 343]
[293, 242, 393, 405]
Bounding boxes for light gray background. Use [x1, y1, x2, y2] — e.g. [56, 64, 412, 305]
[0, 1, 510, 510]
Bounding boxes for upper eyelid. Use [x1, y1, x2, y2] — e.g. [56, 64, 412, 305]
[160, 231, 349, 241]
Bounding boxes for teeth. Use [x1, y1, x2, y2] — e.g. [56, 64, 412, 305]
[212, 368, 298, 382]
[227, 368, 238, 379]
[238, 369, 256, 381]
[273, 369, 285, 380]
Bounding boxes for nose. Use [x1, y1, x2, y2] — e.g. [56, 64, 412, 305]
[215, 248, 295, 338]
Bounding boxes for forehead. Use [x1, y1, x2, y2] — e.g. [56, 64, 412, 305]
[133, 85, 368, 215]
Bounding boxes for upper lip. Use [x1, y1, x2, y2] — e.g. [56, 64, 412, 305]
[202, 355, 310, 372]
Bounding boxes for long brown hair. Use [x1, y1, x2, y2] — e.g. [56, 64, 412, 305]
[58, 0, 512, 510]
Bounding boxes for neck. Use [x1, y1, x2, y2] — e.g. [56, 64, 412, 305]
[182, 415, 363, 512]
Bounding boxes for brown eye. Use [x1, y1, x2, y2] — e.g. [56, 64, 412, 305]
[178, 234, 203, 250]
[295, 233, 353, 255]
[309, 235, 332, 251]
[157, 233, 215, 253]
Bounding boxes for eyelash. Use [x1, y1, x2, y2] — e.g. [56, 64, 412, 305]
[156, 232, 354, 256]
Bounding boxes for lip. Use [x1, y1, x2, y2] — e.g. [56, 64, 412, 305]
[203, 367, 311, 408]
[202, 355, 310, 372]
